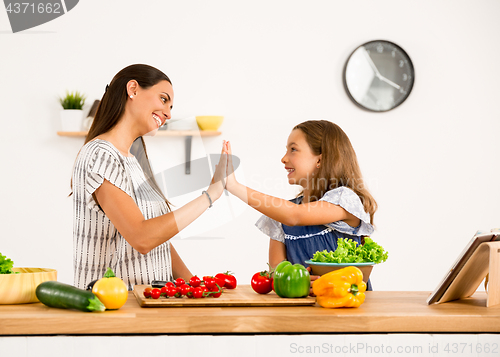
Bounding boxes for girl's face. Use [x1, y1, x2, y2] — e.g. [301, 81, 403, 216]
[281, 129, 321, 188]
[130, 80, 174, 134]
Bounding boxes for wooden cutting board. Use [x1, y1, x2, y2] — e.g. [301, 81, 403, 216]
[133, 284, 316, 307]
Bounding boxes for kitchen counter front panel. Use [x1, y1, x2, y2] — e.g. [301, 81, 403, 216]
[1, 287, 500, 335]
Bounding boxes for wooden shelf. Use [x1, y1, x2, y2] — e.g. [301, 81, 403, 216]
[57, 130, 221, 137]
[57, 130, 222, 174]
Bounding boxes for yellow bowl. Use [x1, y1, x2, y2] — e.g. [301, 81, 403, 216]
[196, 116, 224, 131]
[0, 267, 57, 304]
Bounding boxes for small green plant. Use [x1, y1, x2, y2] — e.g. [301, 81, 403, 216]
[59, 91, 86, 110]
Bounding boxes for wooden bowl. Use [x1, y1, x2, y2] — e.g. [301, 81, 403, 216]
[0, 267, 57, 304]
[305, 261, 374, 283]
[196, 116, 224, 131]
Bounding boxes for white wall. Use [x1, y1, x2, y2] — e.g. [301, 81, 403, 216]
[1, 0, 499, 291]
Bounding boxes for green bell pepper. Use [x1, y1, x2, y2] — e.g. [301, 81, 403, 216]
[273, 261, 310, 298]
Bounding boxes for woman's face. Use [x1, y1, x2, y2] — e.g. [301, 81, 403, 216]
[281, 129, 321, 188]
[130, 80, 174, 134]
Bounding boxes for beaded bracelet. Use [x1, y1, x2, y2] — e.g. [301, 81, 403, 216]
[202, 190, 213, 208]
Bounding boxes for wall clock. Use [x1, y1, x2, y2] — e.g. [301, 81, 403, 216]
[343, 40, 415, 112]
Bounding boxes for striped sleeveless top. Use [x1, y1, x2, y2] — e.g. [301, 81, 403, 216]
[72, 139, 173, 290]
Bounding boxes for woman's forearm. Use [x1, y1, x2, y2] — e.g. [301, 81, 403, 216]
[95, 179, 217, 254]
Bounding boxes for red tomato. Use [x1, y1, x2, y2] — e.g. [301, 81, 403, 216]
[180, 284, 192, 296]
[166, 286, 177, 297]
[189, 276, 201, 288]
[215, 272, 237, 289]
[251, 271, 273, 294]
[165, 282, 175, 288]
[151, 288, 161, 299]
[175, 278, 186, 287]
[214, 275, 226, 288]
[209, 285, 223, 298]
[219, 272, 237, 289]
[204, 277, 216, 290]
[174, 287, 182, 298]
[143, 287, 152, 298]
[192, 287, 204, 298]
[160, 286, 168, 296]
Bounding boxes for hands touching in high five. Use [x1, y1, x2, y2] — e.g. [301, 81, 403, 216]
[207, 141, 228, 201]
[221, 140, 238, 194]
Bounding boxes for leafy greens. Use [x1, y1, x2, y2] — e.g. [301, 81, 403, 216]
[0, 252, 16, 274]
[311, 237, 388, 264]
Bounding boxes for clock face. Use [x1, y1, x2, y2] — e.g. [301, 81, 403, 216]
[343, 40, 415, 112]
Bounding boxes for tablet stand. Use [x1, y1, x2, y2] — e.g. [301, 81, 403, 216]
[438, 241, 500, 307]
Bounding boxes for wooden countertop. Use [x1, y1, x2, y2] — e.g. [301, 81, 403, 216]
[1, 286, 500, 335]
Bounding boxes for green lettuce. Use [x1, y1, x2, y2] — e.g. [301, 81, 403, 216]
[311, 237, 388, 264]
[0, 252, 16, 274]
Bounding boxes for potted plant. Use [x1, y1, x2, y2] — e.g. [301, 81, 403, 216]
[59, 90, 86, 131]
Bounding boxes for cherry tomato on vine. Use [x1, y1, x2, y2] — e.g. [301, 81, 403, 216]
[192, 287, 204, 299]
[165, 281, 175, 289]
[210, 284, 223, 298]
[143, 287, 152, 298]
[175, 278, 185, 287]
[151, 288, 161, 299]
[180, 284, 192, 296]
[204, 277, 216, 290]
[251, 271, 273, 294]
[174, 287, 183, 298]
[189, 276, 201, 288]
[166, 286, 177, 297]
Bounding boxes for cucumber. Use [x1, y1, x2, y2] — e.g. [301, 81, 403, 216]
[36, 281, 106, 312]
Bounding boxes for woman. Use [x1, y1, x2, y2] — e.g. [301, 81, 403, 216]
[71, 64, 226, 290]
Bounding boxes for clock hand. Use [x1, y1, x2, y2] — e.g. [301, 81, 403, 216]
[362, 49, 381, 76]
[377, 75, 401, 90]
[362, 48, 401, 90]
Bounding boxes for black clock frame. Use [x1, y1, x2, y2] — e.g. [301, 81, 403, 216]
[342, 40, 415, 113]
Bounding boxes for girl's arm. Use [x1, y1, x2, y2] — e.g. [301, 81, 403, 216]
[269, 239, 286, 269]
[93, 153, 227, 255]
[224, 142, 360, 227]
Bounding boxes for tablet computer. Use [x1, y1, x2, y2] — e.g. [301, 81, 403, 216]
[426, 230, 500, 305]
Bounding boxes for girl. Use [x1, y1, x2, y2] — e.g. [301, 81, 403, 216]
[71, 64, 227, 290]
[223, 120, 377, 289]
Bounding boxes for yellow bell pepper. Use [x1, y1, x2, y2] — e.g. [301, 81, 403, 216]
[92, 268, 128, 310]
[312, 266, 366, 308]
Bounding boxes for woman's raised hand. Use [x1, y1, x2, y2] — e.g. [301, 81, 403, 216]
[206, 141, 227, 201]
[223, 140, 238, 193]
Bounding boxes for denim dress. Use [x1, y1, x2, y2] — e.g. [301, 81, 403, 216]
[256, 186, 374, 290]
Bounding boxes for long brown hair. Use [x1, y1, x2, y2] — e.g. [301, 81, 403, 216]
[294, 120, 377, 224]
[74, 64, 172, 210]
